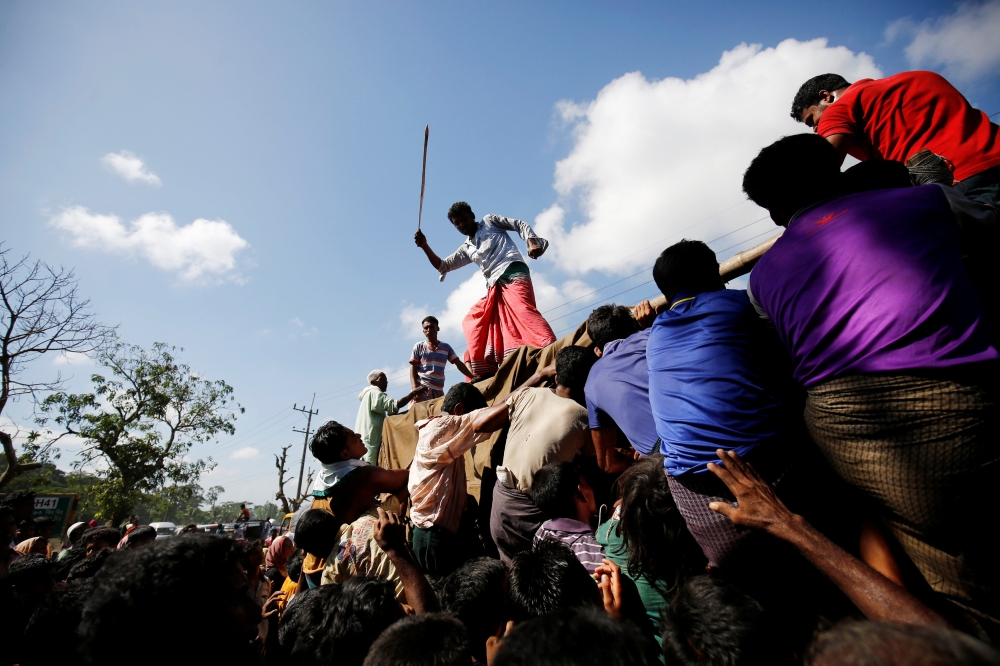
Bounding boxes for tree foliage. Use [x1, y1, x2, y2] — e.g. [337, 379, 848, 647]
[0, 243, 114, 488]
[35, 340, 242, 525]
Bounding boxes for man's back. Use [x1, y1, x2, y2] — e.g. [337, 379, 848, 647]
[502, 387, 591, 491]
[817, 71, 1000, 181]
[749, 185, 998, 387]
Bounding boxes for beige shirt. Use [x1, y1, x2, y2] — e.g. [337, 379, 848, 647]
[321, 508, 405, 601]
[502, 387, 592, 491]
[407, 411, 492, 534]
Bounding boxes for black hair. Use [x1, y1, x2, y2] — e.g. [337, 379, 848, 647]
[804, 620, 1000, 666]
[442, 382, 488, 415]
[587, 305, 639, 353]
[506, 539, 601, 622]
[440, 557, 507, 662]
[8, 554, 55, 589]
[790, 74, 852, 121]
[530, 462, 581, 520]
[22, 579, 93, 666]
[78, 534, 261, 666]
[661, 575, 776, 666]
[287, 550, 305, 581]
[840, 160, 912, 194]
[238, 539, 265, 568]
[493, 607, 660, 666]
[555, 346, 597, 399]
[126, 525, 156, 545]
[1, 490, 36, 508]
[422, 315, 439, 327]
[447, 201, 474, 222]
[363, 613, 472, 666]
[0, 505, 14, 521]
[67, 549, 117, 581]
[82, 526, 121, 547]
[33, 516, 54, 530]
[294, 509, 342, 558]
[279, 577, 404, 666]
[310, 421, 351, 464]
[742, 134, 842, 215]
[652, 240, 723, 303]
[613, 454, 703, 587]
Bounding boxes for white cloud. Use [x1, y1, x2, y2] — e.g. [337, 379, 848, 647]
[50, 205, 250, 283]
[101, 150, 162, 186]
[230, 447, 260, 460]
[534, 38, 881, 276]
[52, 351, 93, 367]
[887, 1, 1000, 81]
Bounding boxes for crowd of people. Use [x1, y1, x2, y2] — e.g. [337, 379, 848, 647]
[2, 68, 1000, 665]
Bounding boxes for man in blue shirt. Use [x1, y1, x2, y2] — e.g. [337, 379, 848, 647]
[584, 302, 661, 474]
[646, 240, 788, 569]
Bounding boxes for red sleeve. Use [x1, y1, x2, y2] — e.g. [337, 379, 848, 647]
[816, 98, 857, 138]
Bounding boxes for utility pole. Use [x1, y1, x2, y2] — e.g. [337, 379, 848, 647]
[292, 394, 318, 500]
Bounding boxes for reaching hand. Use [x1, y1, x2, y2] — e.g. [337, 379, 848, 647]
[414, 229, 428, 248]
[486, 621, 515, 666]
[595, 559, 624, 618]
[262, 590, 287, 620]
[633, 300, 659, 329]
[374, 507, 407, 554]
[537, 363, 557, 380]
[527, 238, 545, 259]
[706, 449, 796, 534]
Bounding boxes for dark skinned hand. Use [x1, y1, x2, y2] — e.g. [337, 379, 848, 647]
[526, 238, 545, 259]
[595, 559, 624, 619]
[414, 229, 428, 248]
[633, 300, 659, 329]
[374, 507, 407, 554]
[705, 449, 795, 533]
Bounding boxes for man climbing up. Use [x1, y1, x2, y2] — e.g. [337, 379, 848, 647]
[414, 201, 557, 378]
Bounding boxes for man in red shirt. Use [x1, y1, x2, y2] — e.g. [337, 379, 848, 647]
[790, 71, 1000, 206]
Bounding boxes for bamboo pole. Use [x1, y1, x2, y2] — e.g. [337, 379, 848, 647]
[644, 231, 782, 311]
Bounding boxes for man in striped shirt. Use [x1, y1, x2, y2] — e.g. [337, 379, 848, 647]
[409, 316, 474, 401]
[531, 461, 605, 575]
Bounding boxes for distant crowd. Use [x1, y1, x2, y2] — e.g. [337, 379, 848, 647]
[2, 69, 1000, 666]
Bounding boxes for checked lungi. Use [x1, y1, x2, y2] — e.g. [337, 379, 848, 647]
[805, 372, 1000, 634]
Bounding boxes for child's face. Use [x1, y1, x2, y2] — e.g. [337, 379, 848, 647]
[422, 321, 439, 340]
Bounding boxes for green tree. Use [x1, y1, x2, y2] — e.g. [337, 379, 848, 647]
[35, 340, 242, 525]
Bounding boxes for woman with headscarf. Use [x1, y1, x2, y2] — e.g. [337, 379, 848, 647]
[14, 536, 49, 557]
[264, 534, 294, 588]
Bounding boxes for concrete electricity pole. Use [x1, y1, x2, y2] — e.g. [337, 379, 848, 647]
[292, 394, 318, 500]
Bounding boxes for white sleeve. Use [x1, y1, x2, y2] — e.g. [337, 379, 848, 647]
[436, 245, 473, 281]
[484, 214, 549, 253]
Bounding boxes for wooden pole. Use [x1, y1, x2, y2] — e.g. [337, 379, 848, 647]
[645, 231, 782, 311]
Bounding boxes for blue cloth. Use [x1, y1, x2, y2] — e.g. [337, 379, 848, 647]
[646, 289, 784, 476]
[584, 328, 660, 456]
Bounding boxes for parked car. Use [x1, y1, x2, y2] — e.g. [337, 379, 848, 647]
[149, 522, 177, 540]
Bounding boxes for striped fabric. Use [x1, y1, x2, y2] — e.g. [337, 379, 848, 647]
[534, 518, 606, 574]
[410, 340, 458, 393]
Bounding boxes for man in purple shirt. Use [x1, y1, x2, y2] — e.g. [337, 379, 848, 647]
[584, 302, 660, 474]
[743, 133, 999, 632]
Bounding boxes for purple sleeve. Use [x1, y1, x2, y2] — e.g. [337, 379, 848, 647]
[585, 387, 613, 430]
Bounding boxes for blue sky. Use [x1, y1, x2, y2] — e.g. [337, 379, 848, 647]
[3, 1, 999, 506]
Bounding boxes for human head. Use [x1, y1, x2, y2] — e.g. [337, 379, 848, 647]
[22, 578, 92, 666]
[125, 525, 156, 549]
[506, 539, 602, 622]
[615, 454, 700, 586]
[67, 549, 117, 581]
[129, 514, 139, 526]
[82, 527, 122, 556]
[790, 73, 852, 128]
[8, 554, 56, 598]
[78, 534, 262, 666]
[33, 516, 54, 540]
[653, 240, 724, 305]
[440, 557, 507, 662]
[238, 539, 265, 573]
[364, 613, 472, 666]
[531, 461, 595, 522]
[555, 346, 597, 403]
[294, 509, 342, 558]
[587, 305, 639, 356]
[279, 577, 405, 666]
[804, 620, 1000, 666]
[493, 607, 659, 666]
[310, 420, 367, 464]
[67, 521, 87, 545]
[422, 316, 440, 343]
[661, 575, 778, 666]
[0, 505, 17, 549]
[447, 201, 478, 236]
[367, 369, 388, 392]
[742, 133, 843, 226]
[2, 490, 36, 521]
[442, 382, 488, 416]
[287, 550, 305, 581]
[180, 524, 200, 534]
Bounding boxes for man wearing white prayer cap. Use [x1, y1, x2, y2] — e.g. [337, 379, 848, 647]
[355, 370, 426, 465]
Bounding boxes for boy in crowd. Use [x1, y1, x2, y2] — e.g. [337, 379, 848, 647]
[490, 347, 596, 565]
[410, 315, 475, 402]
[531, 461, 605, 574]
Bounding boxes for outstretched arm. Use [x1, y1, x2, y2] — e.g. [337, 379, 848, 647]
[397, 385, 427, 409]
[706, 449, 947, 628]
[591, 428, 633, 474]
[451, 357, 475, 379]
[374, 508, 440, 614]
[413, 230, 443, 270]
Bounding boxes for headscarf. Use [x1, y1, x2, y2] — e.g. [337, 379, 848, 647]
[265, 535, 293, 571]
[15, 537, 47, 556]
